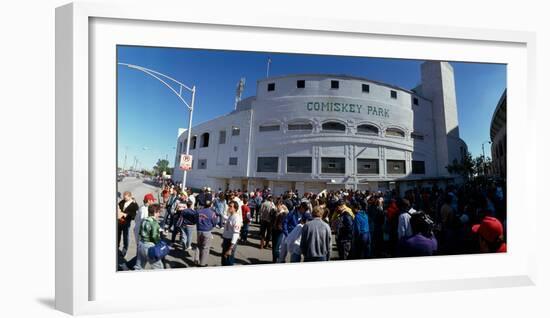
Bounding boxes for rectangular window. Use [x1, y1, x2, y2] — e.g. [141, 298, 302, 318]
[413, 97, 419, 105]
[321, 157, 345, 174]
[200, 134, 209, 148]
[331, 80, 339, 89]
[362, 83, 370, 93]
[287, 157, 312, 173]
[411, 132, 424, 140]
[357, 159, 379, 174]
[219, 130, 226, 144]
[412, 160, 425, 174]
[297, 80, 305, 88]
[229, 157, 238, 166]
[198, 159, 207, 170]
[267, 82, 275, 91]
[387, 160, 405, 174]
[288, 123, 313, 131]
[259, 125, 280, 132]
[257, 157, 278, 173]
[390, 90, 397, 99]
[231, 126, 240, 136]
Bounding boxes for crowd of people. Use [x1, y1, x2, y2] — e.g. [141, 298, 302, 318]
[117, 179, 507, 270]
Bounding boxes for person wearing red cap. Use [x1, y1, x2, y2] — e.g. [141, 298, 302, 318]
[133, 193, 157, 257]
[472, 216, 506, 253]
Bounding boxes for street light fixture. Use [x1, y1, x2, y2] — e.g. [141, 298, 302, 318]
[482, 140, 492, 175]
[118, 62, 196, 190]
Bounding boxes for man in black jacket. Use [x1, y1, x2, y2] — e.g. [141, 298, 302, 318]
[335, 200, 354, 260]
[118, 191, 139, 256]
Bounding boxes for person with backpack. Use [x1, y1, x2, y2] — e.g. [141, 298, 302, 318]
[134, 193, 156, 255]
[134, 204, 164, 270]
[334, 200, 354, 260]
[398, 211, 438, 257]
[351, 201, 370, 259]
[397, 198, 416, 241]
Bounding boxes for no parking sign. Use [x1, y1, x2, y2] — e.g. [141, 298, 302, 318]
[180, 154, 193, 171]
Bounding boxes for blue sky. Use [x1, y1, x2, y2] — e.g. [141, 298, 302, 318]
[117, 45, 506, 170]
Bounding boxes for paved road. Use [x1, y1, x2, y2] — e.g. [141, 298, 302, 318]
[117, 177, 278, 269]
[117, 177, 340, 270]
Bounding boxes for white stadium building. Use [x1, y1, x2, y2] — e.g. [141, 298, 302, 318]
[172, 61, 467, 195]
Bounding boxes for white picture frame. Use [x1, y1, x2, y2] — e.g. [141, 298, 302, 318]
[55, 2, 537, 315]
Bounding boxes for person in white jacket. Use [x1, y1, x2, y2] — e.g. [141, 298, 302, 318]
[279, 214, 312, 263]
[397, 198, 416, 241]
[221, 200, 242, 266]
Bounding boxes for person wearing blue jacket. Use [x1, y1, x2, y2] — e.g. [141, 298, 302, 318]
[282, 201, 310, 237]
[177, 203, 198, 251]
[351, 201, 371, 259]
[195, 200, 218, 266]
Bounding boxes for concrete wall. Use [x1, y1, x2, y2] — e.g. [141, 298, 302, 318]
[173, 109, 252, 190]
[421, 61, 461, 176]
[174, 69, 466, 192]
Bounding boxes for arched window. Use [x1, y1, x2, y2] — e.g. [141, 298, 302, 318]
[200, 133, 210, 148]
[357, 124, 379, 135]
[385, 128, 405, 138]
[191, 136, 197, 149]
[322, 121, 346, 132]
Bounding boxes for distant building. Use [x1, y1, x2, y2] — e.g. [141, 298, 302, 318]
[490, 90, 507, 179]
[173, 61, 467, 195]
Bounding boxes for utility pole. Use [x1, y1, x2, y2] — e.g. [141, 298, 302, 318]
[118, 63, 197, 190]
[266, 57, 272, 78]
[122, 146, 128, 171]
[482, 141, 492, 176]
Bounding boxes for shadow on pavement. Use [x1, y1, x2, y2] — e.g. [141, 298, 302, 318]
[36, 298, 55, 309]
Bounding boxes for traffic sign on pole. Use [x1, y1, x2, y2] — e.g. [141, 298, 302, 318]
[180, 154, 193, 171]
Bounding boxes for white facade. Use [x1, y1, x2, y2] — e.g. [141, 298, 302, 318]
[173, 61, 467, 195]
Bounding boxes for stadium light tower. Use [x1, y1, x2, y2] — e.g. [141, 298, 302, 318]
[118, 63, 196, 190]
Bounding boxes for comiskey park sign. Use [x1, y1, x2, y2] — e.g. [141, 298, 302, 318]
[306, 100, 390, 118]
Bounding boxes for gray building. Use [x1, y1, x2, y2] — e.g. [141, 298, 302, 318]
[173, 61, 467, 195]
[491, 90, 507, 179]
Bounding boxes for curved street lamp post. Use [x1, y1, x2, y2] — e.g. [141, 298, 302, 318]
[118, 63, 196, 190]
